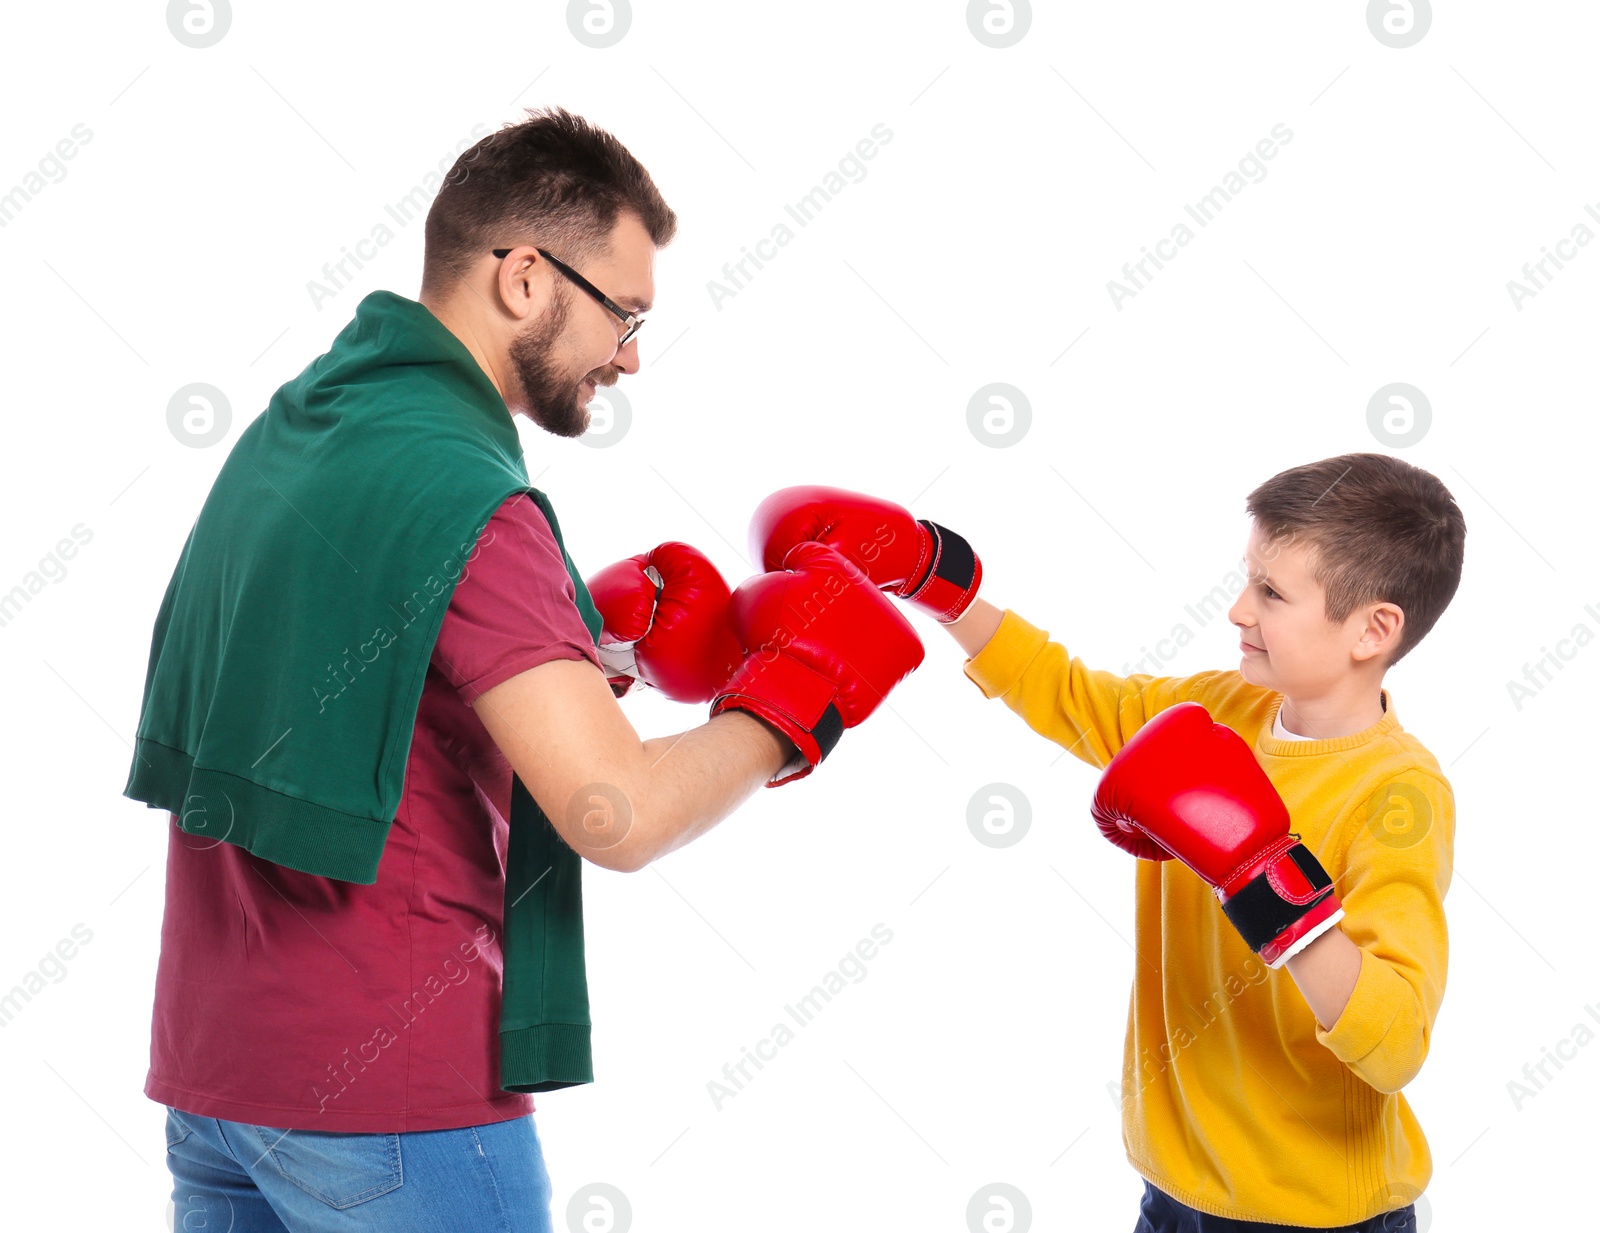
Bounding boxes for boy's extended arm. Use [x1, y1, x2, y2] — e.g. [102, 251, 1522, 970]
[945, 599, 1199, 769]
[946, 597, 1004, 658]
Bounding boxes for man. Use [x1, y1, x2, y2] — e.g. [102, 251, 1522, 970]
[128, 107, 924, 1231]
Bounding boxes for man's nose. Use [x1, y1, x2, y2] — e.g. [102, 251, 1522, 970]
[610, 335, 640, 375]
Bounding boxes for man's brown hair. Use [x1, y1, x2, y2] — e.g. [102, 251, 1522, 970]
[1246, 452, 1466, 666]
[422, 106, 677, 297]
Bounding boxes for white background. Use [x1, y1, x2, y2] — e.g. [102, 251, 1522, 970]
[1, 1, 1595, 1229]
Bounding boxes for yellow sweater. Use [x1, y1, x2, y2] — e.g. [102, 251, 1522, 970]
[963, 610, 1454, 1227]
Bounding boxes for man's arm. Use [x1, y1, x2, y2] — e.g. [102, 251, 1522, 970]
[473, 656, 792, 874]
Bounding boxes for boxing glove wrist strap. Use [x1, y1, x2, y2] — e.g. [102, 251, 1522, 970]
[906, 520, 982, 623]
[710, 655, 846, 786]
[1218, 839, 1344, 969]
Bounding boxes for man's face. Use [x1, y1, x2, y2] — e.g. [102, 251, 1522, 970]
[504, 212, 656, 438]
[1227, 522, 1376, 697]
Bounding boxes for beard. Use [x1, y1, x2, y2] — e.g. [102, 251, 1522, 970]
[506, 287, 599, 438]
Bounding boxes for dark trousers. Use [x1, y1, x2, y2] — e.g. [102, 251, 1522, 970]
[1136, 1181, 1420, 1232]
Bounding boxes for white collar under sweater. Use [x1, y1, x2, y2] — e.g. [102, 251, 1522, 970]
[1271, 692, 1387, 741]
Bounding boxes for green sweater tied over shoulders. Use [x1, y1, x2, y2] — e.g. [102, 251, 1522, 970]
[124, 290, 601, 1094]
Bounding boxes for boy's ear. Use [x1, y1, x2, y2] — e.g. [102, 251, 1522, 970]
[1353, 602, 1405, 664]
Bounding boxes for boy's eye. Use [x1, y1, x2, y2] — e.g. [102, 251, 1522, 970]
[1263, 585, 1281, 600]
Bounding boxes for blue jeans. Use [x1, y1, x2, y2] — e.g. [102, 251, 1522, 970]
[163, 1106, 553, 1232]
[1136, 1181, 1420, 1232]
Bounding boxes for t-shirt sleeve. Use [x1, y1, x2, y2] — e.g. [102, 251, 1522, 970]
[430, 493, 602, 703]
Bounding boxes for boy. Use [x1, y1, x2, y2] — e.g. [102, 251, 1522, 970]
[749, 452, 1464, 1229]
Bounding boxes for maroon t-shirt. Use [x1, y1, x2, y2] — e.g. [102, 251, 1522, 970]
[145, 494, 602, 1132]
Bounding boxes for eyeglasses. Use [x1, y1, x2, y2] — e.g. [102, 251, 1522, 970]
[491, 246, 644, 346]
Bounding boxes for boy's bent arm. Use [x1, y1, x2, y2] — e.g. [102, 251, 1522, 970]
[1294, 769, 1455, 1094]
[473, 657, 791, 873]
[1285, 927, 1364, 1029]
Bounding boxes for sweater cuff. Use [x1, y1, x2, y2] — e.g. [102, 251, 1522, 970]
[1314, 946, 1405, 1066]
[962, 609, 1051, 699]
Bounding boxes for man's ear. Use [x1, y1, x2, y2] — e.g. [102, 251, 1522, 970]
[494, 247, 547, 322]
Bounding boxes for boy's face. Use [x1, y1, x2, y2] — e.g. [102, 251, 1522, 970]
[1227, 522, 1385, 695]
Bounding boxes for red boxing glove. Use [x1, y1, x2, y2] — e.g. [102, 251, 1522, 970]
[1090, 702, 1344, 968]
[748, 485, 982, 623]
[584, 542, 743, 704]
[712, 541, 925, 786]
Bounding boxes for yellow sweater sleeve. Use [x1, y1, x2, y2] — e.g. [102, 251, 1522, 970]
[1315, 769, 1455, 1093]
[961, 608, 1227, 770]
